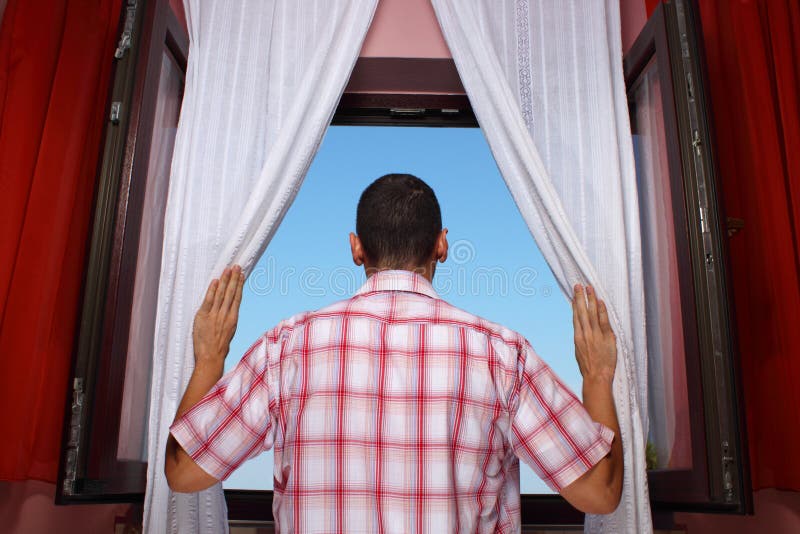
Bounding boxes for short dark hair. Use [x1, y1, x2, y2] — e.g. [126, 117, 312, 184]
[356, 174, 442, 268]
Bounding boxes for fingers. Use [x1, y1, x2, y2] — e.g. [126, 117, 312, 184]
[221, 266, 241, 314]
[572, 293, 583, 340]
[598, 299, 613, 334]
[212, 267, 231, 312]
[234, 270, 244, 308]
[228, 273, 245, 325]
[586, 285, 600, 331]
[573, 284, 591, 335]
[200, 279, 218, 312]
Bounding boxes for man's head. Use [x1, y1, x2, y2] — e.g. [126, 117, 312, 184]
[350, 174, 448, 278]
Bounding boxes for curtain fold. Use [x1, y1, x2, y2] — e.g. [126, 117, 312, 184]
[143, 1, 378, 532]
[430, 1, 651, 532]
[0, 0, 121, 482]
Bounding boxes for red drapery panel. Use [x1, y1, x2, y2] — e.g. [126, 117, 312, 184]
[693, 0, 800, 490]
[0, 0, 121, 481]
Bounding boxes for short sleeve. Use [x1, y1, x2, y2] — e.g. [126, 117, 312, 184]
[508, 340, 615, 492]
[170, 331, 280, 481]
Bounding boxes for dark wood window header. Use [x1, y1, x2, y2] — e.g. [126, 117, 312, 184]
[337, 58, 474, 124]
[345, 57, 465, 95]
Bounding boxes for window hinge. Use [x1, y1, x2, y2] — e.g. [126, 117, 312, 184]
[721, 440, 735, 503]
[110, 102, 122, 124]
[114, 0, 137, 59]
[62, 378, 85, 496]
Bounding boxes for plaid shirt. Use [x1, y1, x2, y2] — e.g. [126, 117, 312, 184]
[171, 270, 613, 533]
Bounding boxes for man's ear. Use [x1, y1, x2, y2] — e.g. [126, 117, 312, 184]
[435, 228, 449, 263]
[350, 232, 365, 266]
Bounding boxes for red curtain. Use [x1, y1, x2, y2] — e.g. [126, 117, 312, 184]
[647, 0, 800, 490]
[0, 0, 121, 481]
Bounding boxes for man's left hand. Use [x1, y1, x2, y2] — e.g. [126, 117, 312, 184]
[192, 265, 245, 366]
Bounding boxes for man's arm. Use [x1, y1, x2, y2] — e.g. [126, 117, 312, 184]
[165, 266, 244, 493]
[559, 284, 623, 515]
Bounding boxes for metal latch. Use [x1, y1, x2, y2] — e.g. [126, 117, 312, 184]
[62, 377, 85, 495]
[692, 130, 702, 155]
[109, 102, 122, 124]
[114, 1, 137, 59]
[390, 108, 426, 117]
[699, 206, 710, 234]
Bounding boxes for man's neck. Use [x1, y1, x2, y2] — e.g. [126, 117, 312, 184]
[364, 263, 435, 282]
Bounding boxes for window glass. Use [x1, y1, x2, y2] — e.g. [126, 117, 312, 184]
[117, 50, 184, 461]
[223, 125, 580, 494]
[629, 58, 692, 470]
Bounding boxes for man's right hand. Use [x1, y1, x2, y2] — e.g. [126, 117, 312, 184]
[192, 265, 244, 367]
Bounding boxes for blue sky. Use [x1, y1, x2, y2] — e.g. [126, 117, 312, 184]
[223, 125, 580, 494]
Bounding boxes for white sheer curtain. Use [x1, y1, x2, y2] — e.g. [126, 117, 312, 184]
[143, 2, 378, 532]
[431, 1, 651, 532]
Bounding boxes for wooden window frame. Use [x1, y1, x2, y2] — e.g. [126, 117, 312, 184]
[57, 0, 188, 503]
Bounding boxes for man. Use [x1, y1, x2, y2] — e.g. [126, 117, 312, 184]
[166, 174, 622, 532]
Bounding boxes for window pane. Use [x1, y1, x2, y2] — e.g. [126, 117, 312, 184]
[117, 50, 184, 461]
[222, 125, 581, 495]
[630, 58, 692, 470]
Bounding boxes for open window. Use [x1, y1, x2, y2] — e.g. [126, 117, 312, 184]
[59, 0, 750, 528]
[624, 0, 749, 513]
[57, 0, 188, 501]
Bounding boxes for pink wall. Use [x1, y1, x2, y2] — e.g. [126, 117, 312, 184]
[0, 481, 133, 534]
[361, 0, 451, 58]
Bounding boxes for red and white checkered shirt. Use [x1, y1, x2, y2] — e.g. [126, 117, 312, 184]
[171, 270, 613, 533]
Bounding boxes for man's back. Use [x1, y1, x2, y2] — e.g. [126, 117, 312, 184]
[171, 270, 613, 533]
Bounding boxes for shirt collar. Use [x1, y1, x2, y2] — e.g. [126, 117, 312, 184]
[354, 269, 440, 300]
